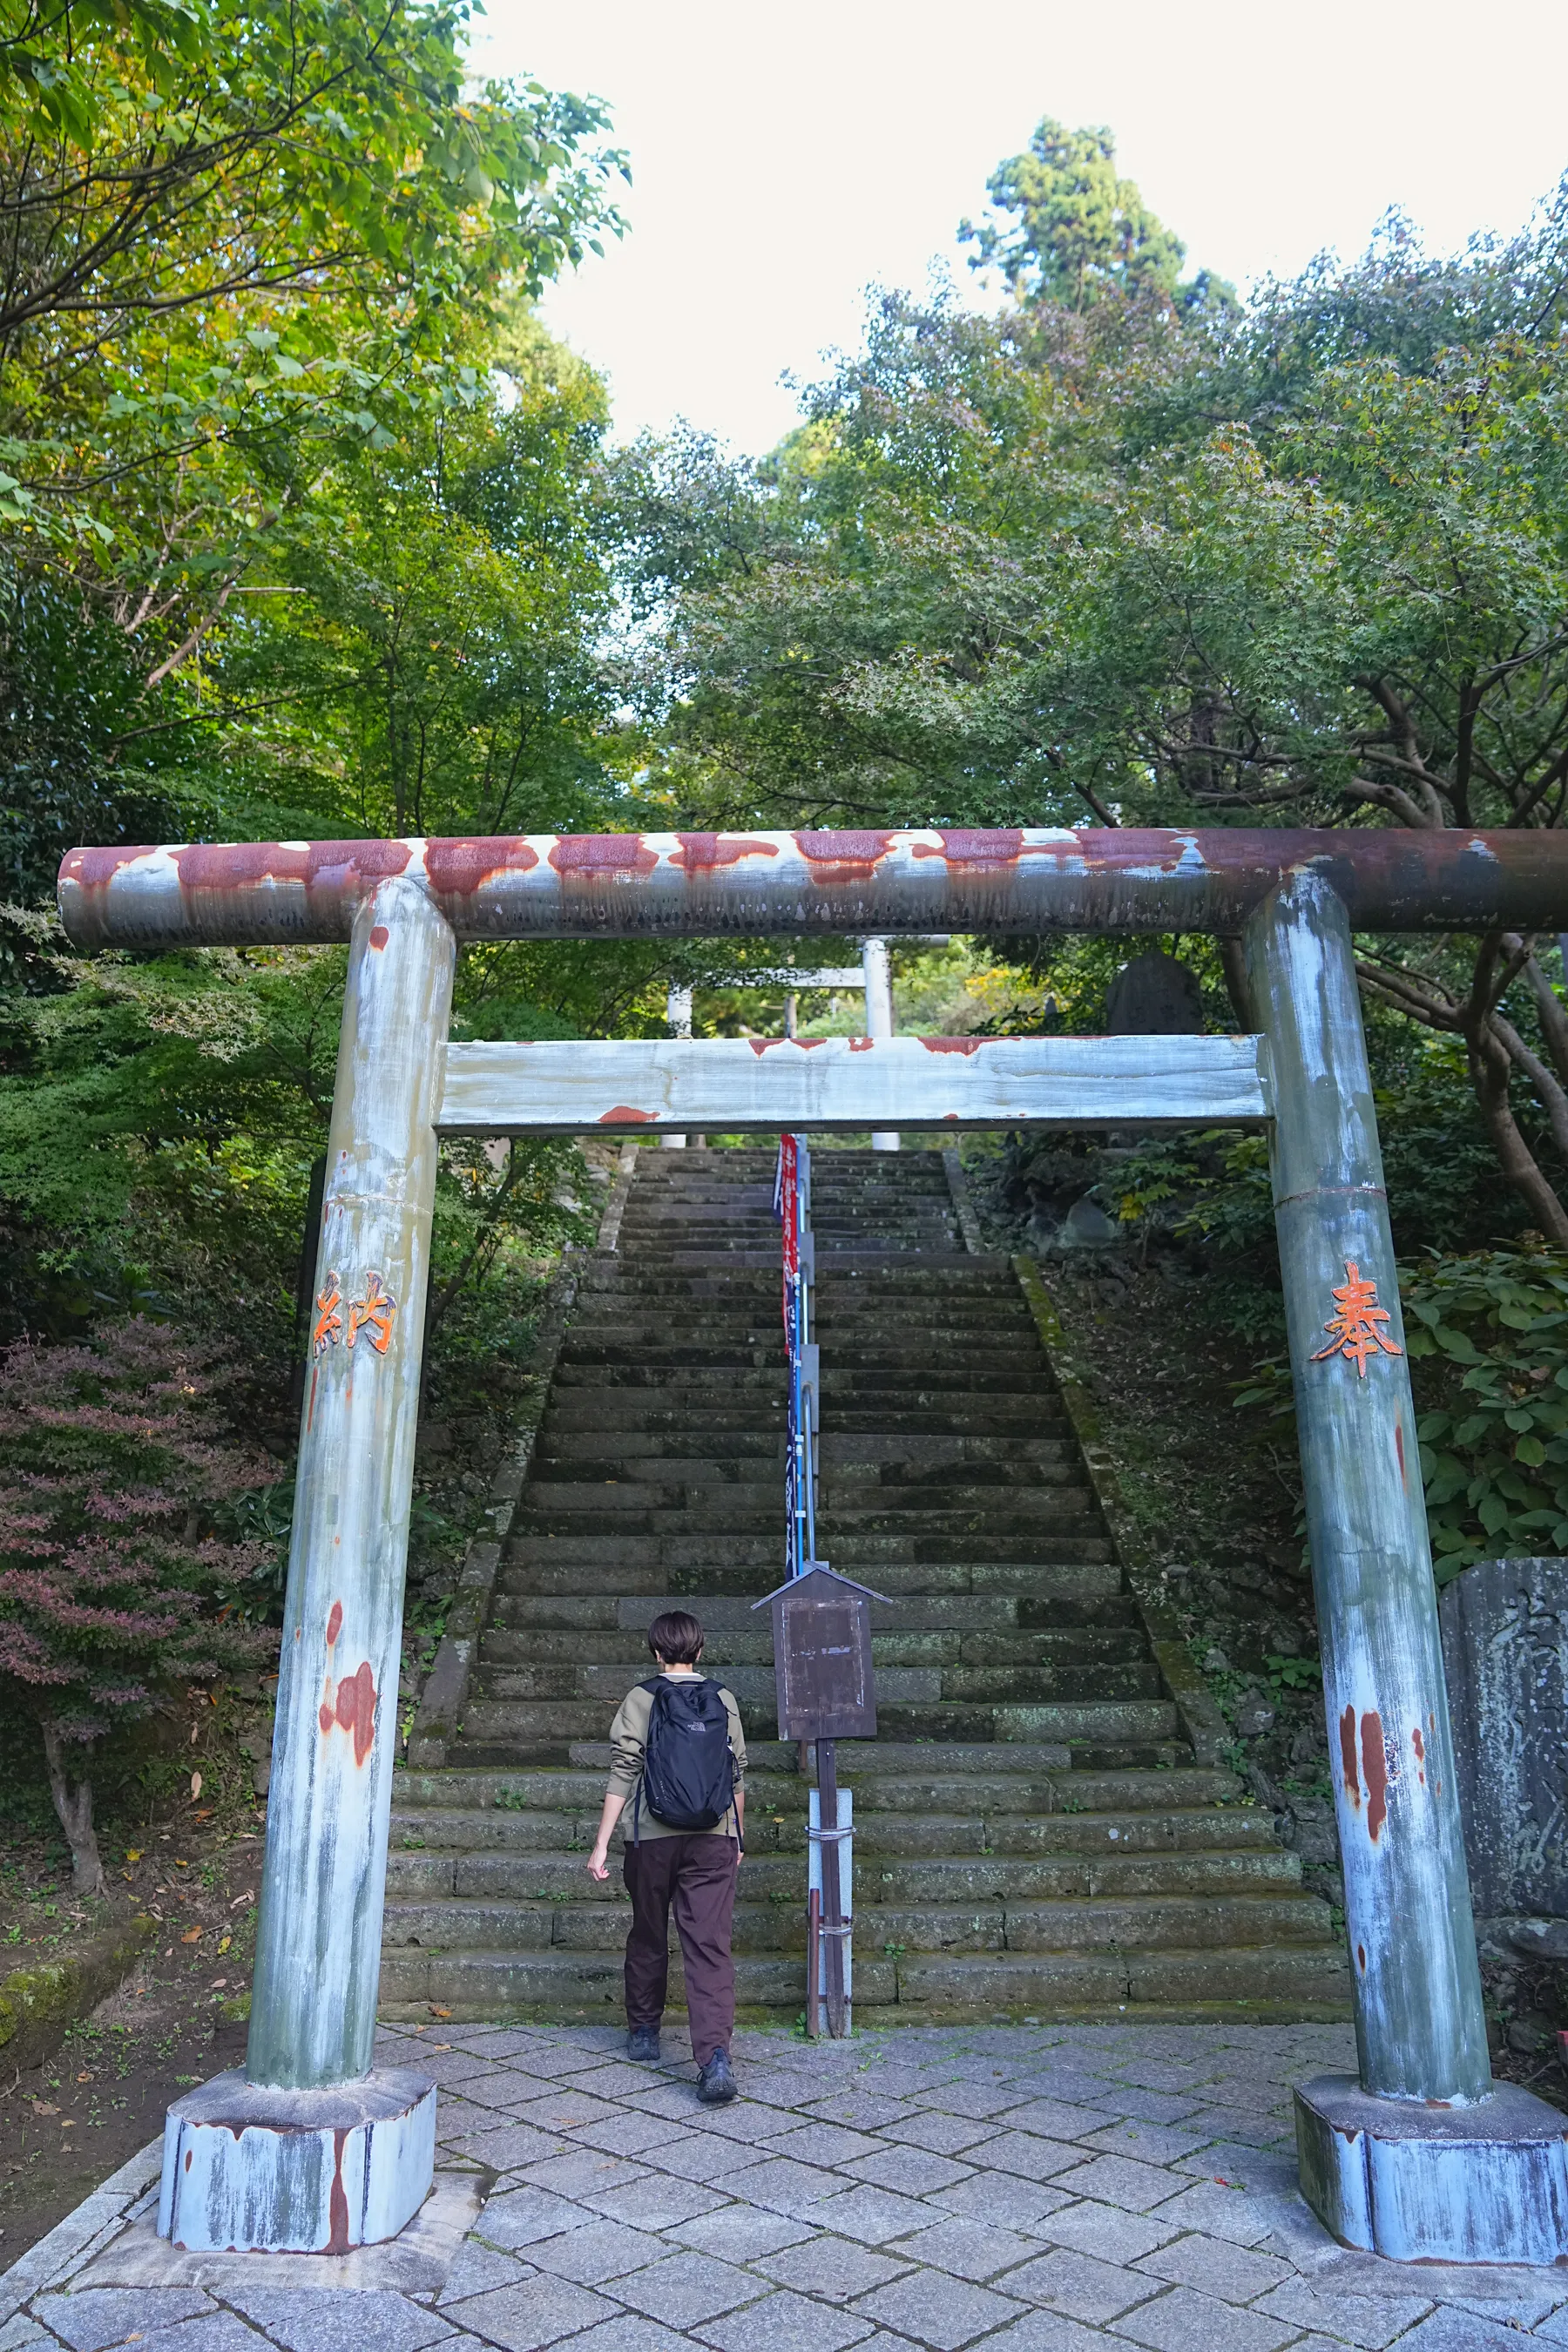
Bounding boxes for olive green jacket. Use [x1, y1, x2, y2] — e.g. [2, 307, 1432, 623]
[607, 1673, 746, 1842]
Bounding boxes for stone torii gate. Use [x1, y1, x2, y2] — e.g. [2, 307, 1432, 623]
[56, 827, 1568, 2267]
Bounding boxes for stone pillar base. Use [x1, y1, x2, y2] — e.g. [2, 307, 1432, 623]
[1295, 2073, 1568, 2264]
[158, 2068, 436, 2253]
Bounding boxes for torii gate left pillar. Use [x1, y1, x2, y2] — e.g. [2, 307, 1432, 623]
[159, 878, 454, 2251]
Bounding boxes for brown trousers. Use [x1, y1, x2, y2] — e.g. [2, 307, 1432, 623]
[622, 1833, 738, 2065]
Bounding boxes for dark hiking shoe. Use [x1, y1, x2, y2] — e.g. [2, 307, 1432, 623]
[697, 2048, 737, 2105]
[627, 2026, 661, 2063]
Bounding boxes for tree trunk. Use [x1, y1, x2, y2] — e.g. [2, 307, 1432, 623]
[1464, 1026, 1568, 1246]
[1218, 936, 1254, 1030]
[1358, 938, 1568, 1243]
[40, 1721, 105, 1898]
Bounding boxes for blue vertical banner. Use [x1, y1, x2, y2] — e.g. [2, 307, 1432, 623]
[774, 1133, 815, 1577]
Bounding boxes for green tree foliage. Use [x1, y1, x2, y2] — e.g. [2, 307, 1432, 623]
[1407, 1247, 1568, 1573]
[620, 171, 1568, 1237]
[959, 117, 1207, 314]
[223, 329, 618, 841]
[0, 0, 627, 551]
[1233, 1245, 1568, 1583]
[0, 3, 642, 1384]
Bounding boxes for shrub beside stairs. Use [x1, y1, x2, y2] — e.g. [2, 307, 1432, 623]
[385, 1147, 1350, 2025]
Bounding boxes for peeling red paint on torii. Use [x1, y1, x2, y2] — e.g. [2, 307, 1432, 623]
[328, 2126, 352, 2254]
[1341, 1706, 1361, 1811]
[673, 834, 781, 870]
[319, 1659, 376, 1767]
[58, 827, 1568, 950]
[318, 1601, 375, 1766]
[1339, 1703, 1398, 1841]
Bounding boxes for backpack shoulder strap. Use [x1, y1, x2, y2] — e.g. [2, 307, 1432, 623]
[632, 1680, 662, 1848]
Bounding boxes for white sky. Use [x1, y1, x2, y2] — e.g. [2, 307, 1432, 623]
[476, 0, 1568, 457]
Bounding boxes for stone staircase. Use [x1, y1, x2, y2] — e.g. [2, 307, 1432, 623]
[384, 1147, 1350, 2024]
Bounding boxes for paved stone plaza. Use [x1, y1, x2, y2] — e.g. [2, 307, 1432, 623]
[4, 2021, 1566, 2352]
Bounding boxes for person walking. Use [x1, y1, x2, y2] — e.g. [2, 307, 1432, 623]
[586, 1609, 746, 2103]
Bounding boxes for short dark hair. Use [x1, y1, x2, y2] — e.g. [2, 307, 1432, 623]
[647, 1610, 704, 1666]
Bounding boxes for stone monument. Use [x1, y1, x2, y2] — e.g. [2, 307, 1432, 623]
[1105, 950, 1205, 1036]
[1438, 1556, 1568, 1924]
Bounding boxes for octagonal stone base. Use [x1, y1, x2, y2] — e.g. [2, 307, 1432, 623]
[158, 2067, 436, 2253]
[1296, 2072, 1568, 2265]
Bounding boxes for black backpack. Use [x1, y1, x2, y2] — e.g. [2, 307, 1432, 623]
[633, 1677, 740, 1843]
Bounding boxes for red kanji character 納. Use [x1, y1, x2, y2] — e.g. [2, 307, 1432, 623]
[347, 1271, 396, 1354]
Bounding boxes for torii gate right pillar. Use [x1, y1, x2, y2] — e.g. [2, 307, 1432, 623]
[1247, 875, 1568, 2262]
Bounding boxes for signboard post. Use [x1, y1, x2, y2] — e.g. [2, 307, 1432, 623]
[755, 1562, 883, 2038]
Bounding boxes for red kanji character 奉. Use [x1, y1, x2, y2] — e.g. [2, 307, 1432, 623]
[1311, 1262, 1403, 1378]
[312, 1273, 343, 1355]
[347, 1271, 396, 1354]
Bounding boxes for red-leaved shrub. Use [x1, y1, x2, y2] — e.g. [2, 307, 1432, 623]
[0, 1318, 281, 1892]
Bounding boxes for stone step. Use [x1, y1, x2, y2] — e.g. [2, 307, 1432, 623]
[529, 1435, 1078, 1469]
[380, 1887, 1331, 1960]
[385, 1844, 1303, 1905]
[389, 1799, 1281, 1862]
[517, 1484, 786, 1515]
[508, 1495, 1104, 1532]
[535, 1433, 788, 1461]
[478, 1625, 1151, 1666]
[504, 1531, 784, 1562]
[558, 1345, 797, 1369]
[454, 1694, 1183, 1750]
[525, 1479, 1148, 1513]
[377, 1946, 837, 2017]
[818, 1481, 1100, 1510]
[624, 1249, 981, 1270]
[470, 1662, 949, 1707]
[553, 1359, 1055, 1396]
[885, 1944, 1353, 2017]
[822, 1463, 1085, 1491]
[538, 1403, 794, 1431]
[499, 1548, 1125, 1593]
[538, 1402, 1069, 1436]
[570, 1303, 1037, 1330]
[378, 1941, 1351, 2022]
[821, 1537, 1118, 1565]
[821, 1436, 1078, 1464]
[394, 1754, 1241, 1804]
[499, 1592, 1139, 1633]
[551, 1364, 786, 1388]
[470, 1657, 1165, 1706]
[528, 1456, 788, 1484]
[578, 1281, 1022, 1308]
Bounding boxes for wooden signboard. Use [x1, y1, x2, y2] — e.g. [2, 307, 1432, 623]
[767, 1564, 878, 1742]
